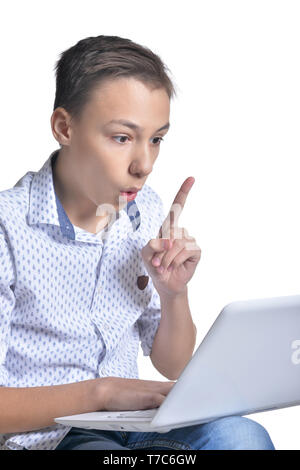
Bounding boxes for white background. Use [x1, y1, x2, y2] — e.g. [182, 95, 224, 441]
[0, 0, 299, 450]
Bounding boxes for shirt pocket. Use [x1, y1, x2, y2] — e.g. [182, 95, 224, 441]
[97, 243, 153, 346]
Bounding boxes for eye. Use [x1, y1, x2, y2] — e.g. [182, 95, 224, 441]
[152, 137, 164, 145]
[112, 135, 129, 144]
[112, 136, 164, 145]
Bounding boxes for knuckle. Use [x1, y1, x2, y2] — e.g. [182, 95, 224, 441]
[149, 239, 157, 250]
[186, 242, 199, 252]
[148, 393, 162, 409]
[177, 228, 186, 239]
[185, 239, 196, 248]
[173, 237, 185, 247]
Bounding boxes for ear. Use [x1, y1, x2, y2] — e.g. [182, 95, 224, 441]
[50, 107, 73, 146]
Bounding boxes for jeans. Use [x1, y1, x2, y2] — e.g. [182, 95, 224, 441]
[55, 416, 275, 450]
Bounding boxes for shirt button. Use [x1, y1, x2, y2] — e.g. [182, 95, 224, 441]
[98, 284, 102, 292]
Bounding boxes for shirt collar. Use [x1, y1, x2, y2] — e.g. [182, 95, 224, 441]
[28, 149, 141, 240]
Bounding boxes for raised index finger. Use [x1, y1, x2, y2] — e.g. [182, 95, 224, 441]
[158, 176, 195, 239]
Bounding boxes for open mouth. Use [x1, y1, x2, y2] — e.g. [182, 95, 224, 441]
[120, 191, 138, 201]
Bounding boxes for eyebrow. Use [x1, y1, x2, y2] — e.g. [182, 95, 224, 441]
[105, 119, 170, 133]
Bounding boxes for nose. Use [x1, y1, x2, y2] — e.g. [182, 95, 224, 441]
[129, 145, 154, 179]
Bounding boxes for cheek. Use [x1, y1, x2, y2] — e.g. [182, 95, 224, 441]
[74, 132, 128, 182]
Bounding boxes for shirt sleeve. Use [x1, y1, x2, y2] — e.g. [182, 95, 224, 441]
[137, 191, 165, 356]
[0, 225, 16, 385]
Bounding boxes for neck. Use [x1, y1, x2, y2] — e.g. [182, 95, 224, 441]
[52, 148, 110, 233]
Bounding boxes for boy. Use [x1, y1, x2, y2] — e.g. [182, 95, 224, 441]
[0, 35, 274, 450]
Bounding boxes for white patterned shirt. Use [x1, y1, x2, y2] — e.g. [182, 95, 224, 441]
[0, 149, 164, 450]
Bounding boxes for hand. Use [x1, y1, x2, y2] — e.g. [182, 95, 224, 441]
[141, 177, 201, 298]
[99, 377, 175, 411]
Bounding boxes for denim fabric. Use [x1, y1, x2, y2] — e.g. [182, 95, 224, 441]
[55, 416, 275, 450]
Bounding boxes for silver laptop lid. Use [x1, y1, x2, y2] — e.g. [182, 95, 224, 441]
[151, 294, 300, 428]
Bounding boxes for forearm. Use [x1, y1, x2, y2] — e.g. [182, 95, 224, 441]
[150, 287, 197, 380]
[0, 378, 106, 434]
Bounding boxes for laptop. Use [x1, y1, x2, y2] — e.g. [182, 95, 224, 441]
[55, 294, 300, 433]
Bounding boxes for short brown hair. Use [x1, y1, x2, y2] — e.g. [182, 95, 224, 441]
[53, 35, 177, 121]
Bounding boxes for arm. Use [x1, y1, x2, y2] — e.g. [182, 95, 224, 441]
[140, 178, 201, 381]
[150, 287, 197, 380]
[0, 379, 104, 434]
[0, 377, 175, 434]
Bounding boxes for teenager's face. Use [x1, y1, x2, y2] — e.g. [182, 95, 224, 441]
[59, 77, 170, 214]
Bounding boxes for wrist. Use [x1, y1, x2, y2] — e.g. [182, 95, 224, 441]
[159, 286, 188, 304]
[88, 377, 111, 412]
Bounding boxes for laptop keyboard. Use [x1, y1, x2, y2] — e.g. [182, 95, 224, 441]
[114, 409, 158, 419]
